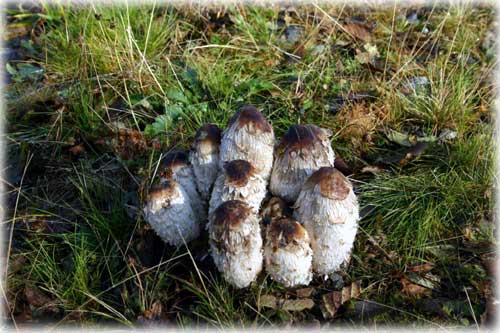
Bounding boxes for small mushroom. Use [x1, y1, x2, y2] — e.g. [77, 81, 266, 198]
[209, 200, 263, 288]
[208, 160, 267, 223]
[160, 150, 207, 223]
[219, 105, 275, 180]
[260, 196, 292, 226]
[264, 217, 313, 287]
[270, 124, 335, 203]
[190, 124, 222, 201]
[293, 167, 359, 277]
[143, 181, 200, 247]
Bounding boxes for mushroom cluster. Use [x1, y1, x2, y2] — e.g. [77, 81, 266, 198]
[143, 105, 359, 288]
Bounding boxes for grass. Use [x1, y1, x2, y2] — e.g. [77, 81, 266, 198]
[3, 0, 496, 329]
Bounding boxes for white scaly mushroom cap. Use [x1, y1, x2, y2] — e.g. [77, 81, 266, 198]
[209, 200, 263, 289]
[219, 105, 275, 180]
[143, 181, 200, 248]
[190, 124, 221, 201]
[293, 167, 359, 277]
[160, 150, 207, 224]
[270, 124, 335, 203]
[264, 217, 313, 287]
[208, 160, 267, 227]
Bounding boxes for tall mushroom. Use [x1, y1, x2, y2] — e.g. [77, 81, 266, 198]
[160, 150, 207, 223]
[264, 217, 313, 287]
[219, 105, 275, 180]
[143, 181, 200, 247]
[208, 159, 267, 222]
[209, 200, 263, 288]
[293, 167, 359, 277]
[270, 124, 335, 203]
[190, 124, 222, 201]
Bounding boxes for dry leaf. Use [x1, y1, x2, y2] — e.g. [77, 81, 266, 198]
[281, 299, 314, 311]
[322, 281, 362, 318]
[144, 300, 163, 320]
[259, 295, 314, 311]
[343, 23, 371, 42]
[69, 144, 85, 155]
[401, 277, 432, 296]
[296, 287, 314, 298]
[408, 263, 434, 273]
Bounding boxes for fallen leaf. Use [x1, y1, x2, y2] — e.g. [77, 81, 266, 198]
[144, 300, 163, 320]
[361, 165, 386, 175]
[408, 263, 434, 273]
[400, 277, 432, 297]
[343, 22, 371, 42]
[25, 286, 58, 313]
[69, 144, 85, 155]
[259, 295, 277, 309]
[282, 299, 314, 311]
[296, 287, 314, 298]
[322, 281, 362, 318]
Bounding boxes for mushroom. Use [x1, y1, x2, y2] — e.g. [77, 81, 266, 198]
[209, 200, 263, 288]
[160, 150, 207, 223]
[293, 167, 359, 277]
[260, 196, 292, 226]
[219, 105, 275, 180]
[143, 181, 200, 247]
[189, 124, 222, 201]
[208, 159, 267, 223]
[270, 124, 335, 203]
[264, 217, 313, 287]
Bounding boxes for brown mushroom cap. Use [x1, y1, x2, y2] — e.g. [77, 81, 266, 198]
[212, 200, 251, 229]
[223, 160, 255, 187]
[148, 181, 177, 200]
[194, 123, 222, 146]
[227, 105, 273, 133]
[268, 217, 307, 248]
[160, 150, 190, 177]
[277, 124, 331, 154]
[303, 167, 351, 200]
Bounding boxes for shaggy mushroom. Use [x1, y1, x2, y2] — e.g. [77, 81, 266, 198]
[264, 217, 313, 287]
[189, 124, 222, 201]
[143, 181, 200, 247]
[209, 200, 263, 288]
[293, 167, 359, 277]
[160, 150, 207, 223]
[208, 159, 267, 222]
[219, 105, 275, 180]
[260, 196, 292, 225]
[270, 124, 335, 203]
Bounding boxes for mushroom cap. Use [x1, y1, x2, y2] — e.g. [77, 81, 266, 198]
[302, 167, 351, 200]
[219, 106, 275, 179]
[143, 180, 200, 247]
[209, 200, 263, 288]
[261, 196, 292, 224]
[268, 217, 308, 249]
[223, 159, 255, 187]
[227, 105, 273, 134]
[160, 150, 190, 177]
[293, 168, 359, 277]
[264, 217, 313, 287]
[270, 124, 335, 202]
[276, 124, 332, 154]
[212, 200, 251, 230]
[193, 123, 221, 154]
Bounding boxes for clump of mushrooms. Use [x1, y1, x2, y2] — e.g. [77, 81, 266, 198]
[270, 124, 335, 203]
[293, 167, 359, 278]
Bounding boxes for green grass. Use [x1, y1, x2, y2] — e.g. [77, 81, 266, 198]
[3, 0, 496, 329]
